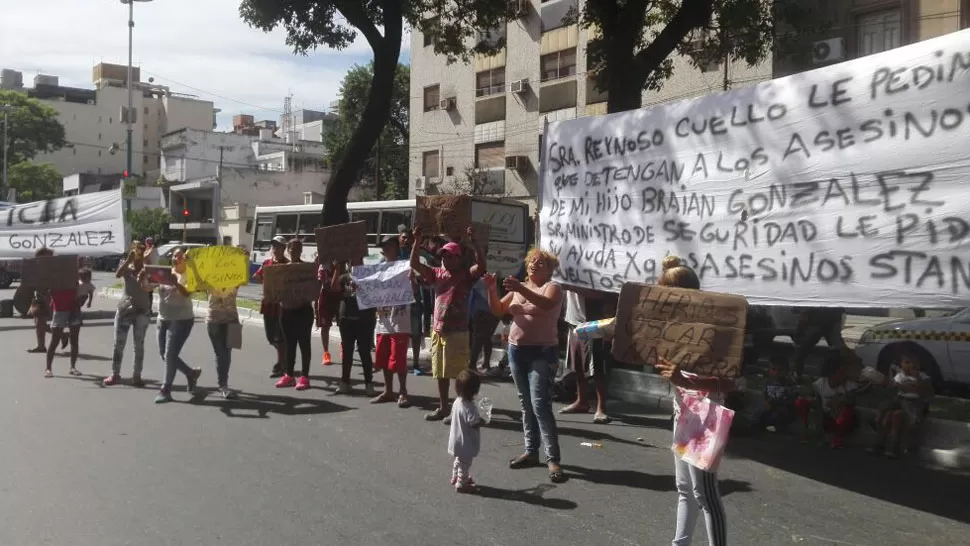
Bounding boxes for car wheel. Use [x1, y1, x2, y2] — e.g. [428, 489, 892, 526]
[877, 342, 943, 387]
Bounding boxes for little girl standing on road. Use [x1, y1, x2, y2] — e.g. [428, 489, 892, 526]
[448, 369, 483, 493]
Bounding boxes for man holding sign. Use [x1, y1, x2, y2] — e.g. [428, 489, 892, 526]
[410, 225, 486, 423]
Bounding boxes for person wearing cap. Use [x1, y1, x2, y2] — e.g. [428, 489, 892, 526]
[410, 226, 486, 422]
[253, 235, 289, 377]
[369, 235, 413, 407]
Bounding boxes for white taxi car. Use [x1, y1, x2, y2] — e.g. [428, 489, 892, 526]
[854, 309, 970, 386]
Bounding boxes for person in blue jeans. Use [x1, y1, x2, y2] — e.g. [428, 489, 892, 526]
[153, 247, 201, 403]
[483, 248, 565, 483]
[206, 286, 240, 399]
[104, 244, 154, 388]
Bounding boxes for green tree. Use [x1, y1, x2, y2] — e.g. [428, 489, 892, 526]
[126, 207, 171, 243]
[571, 0, 819, 113]
[5, 162, 62, 202]
[323, 63, 410, 201]
[239, 0, 512, 225]
[0, 90, 66, 164]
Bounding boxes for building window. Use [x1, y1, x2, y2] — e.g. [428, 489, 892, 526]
[98, 150, 102, 157]
[109, 117, 112, 124]
[422, 150, 440, 178]
[857, 9, 902, 57]
[423, 85, 441, 112]
[98, 133, 102, 141]
[144, 107, 149, 115]
[423, 17, 439, 47]
[143, 139, 148, 147]
[476, 67, 506, 97]
[143, 155, 148, 164]
[541, 47, 577, 82]
[475, 141, 505, 169]
[446, 166, 455, 176]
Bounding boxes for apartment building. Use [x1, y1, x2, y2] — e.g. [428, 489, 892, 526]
[0, 63, 216, 180]
[407, 0, 772, 210]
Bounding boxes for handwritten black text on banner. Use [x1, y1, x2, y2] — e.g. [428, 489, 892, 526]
[0, 190, 125, 258]
[538, 29, 970, 308]
[352, 260, 415, 310]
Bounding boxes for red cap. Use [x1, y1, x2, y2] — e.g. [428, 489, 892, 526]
[439, 242, 462, 256]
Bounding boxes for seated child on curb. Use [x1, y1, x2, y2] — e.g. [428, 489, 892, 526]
[448, 369, 483, 493]
[760, 356, 798, 432]
[868, 352, 933, 458]
[795, 355, 860, 448]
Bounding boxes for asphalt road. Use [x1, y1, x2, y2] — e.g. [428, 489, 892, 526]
[0, 293, 968, 545]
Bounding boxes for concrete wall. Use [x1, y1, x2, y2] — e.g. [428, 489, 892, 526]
[160, 129, 259, 182]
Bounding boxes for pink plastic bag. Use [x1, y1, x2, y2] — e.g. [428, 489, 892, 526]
[672, 392, 735, 472]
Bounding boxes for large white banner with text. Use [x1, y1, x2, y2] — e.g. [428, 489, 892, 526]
[0, 190, 126, 258]
[539, 29, 970, 308]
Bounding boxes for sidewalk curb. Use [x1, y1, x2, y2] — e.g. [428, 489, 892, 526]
[608, 368, 970, 471]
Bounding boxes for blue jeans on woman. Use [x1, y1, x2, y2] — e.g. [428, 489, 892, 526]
[508, 344, 561, 464]
[207, 323, 232, 388]
[157, 318, 195, 392]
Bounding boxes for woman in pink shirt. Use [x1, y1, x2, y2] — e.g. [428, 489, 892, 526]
[483, 248, 565, 483]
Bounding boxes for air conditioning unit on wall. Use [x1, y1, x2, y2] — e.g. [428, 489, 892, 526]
[510, 79, 529, 94]
[812, 38, 846, 65]
[505, 155, 526, 171]
[439, 97, 456, 111]
[414, 176, 427, 192]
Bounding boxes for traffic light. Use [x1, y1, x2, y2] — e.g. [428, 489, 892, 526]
[122, 170, 129, 179]
[183, 208, 190, 218]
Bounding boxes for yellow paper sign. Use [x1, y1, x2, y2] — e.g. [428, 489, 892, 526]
[184, 246, 249, 292]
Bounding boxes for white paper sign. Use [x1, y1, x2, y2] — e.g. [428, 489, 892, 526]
[352, 260, 415, 310]
[539, 29, 970, 308]
[0, 190, 126, 258]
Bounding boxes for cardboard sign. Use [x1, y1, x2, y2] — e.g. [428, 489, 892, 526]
[315, 221, 368, 265]
[144, 265, 175, 286]
[21, 255, 79, 290]
[415, 195, 472, 239]
[611, 283, 748, 379]
[262, 262, 318, 304]
[184, 246, 249, 292]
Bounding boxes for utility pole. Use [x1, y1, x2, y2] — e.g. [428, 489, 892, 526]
[721, 27, 730, 91]
[0, 105, 12, 202]
[215, 146, 224, 245]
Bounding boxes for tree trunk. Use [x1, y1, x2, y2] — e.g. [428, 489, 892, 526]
[606, 46, 644, 114]
[322, 5, 403, 226]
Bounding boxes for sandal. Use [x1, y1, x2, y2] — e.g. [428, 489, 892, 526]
[548, 463, 566, 484]
[593, 413, 612, 425]
[397, 394, 411, 408]
[370, 392, 395, 404]
[43, 369, 53, 378]
[69, 368, 82, 376]
[558, 404, 590, 414]
[425, 408, 448, 421]
[508, 453, 541, 469]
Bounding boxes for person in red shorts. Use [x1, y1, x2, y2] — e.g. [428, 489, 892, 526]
[371, 235, 413, 408]
[252, 236, 288, 378]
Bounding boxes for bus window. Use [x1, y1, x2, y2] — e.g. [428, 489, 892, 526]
[298, 212, 322, 243]
[254, 218, 275, 251]
[380, 210, 412, 238]
[275, 213, 298, 241]
[349, 211, 380, 246]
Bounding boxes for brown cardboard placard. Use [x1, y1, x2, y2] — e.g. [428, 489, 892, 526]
[415, 195, 472, 239]
[314, 221, 368, 264]
[611, 283, 748, 379]
[262, 262, 319, 304]
[21, 255, 79, 290]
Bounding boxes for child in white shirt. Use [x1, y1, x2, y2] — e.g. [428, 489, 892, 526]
[869, 352, 933, 458]
[448, 369, 483, 493]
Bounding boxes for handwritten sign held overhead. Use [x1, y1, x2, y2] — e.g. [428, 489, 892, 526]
[416, 196, 472, 239]
[352, 260, 415, 310]
[315, 221, 368, 265]
[21, 255, 79, 290]
[611, 283, 748, 379]
[538, 29, 970, 308]
[183, 246, 249, 292]
[262, 262, 318, 304]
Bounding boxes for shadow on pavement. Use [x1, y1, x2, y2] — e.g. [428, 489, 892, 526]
[563, 464, 753, 496]
[474, 484, 578, 509]
[186, 390, 353, 419]
[487, 411, 655, 449]
[727, 434, 970, 524]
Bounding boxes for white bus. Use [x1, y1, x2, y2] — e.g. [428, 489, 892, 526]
[250, 198, 531, 277]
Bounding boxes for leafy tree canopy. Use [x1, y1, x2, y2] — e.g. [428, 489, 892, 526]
[0, 90, 66, 164]
[126, 207, 171, 244]
[6, 162, 62, 202]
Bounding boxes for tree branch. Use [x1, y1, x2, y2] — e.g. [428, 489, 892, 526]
[334, 0, 384, 49]
[387, 117, 408, 139]
[633, 0, 714, 85]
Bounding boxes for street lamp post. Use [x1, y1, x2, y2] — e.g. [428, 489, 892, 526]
[121, 0, 153, 180]
[1, 104, 13, 202]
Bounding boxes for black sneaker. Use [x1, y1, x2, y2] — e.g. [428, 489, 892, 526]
[270, 364, 283, 379]
[219, 387, 238, 400]
[186, 368, 202, 393]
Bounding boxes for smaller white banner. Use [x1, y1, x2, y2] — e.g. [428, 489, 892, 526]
[0, 190, 126, 258]
[352, 260, 415, 310]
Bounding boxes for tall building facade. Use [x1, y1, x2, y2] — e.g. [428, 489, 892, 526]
[1, 63, 216, 180]
[407, 0, 772, 210]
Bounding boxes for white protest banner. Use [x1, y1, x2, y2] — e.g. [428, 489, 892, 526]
[539, 29, 970, 308]
[352, 260, 415, 310]
[0, 190, 125, 258]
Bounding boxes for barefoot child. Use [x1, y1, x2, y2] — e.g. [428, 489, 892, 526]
[371, 235, 412, 407]
[868, 352, 933, 458]
[448, 369, 483, 493]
